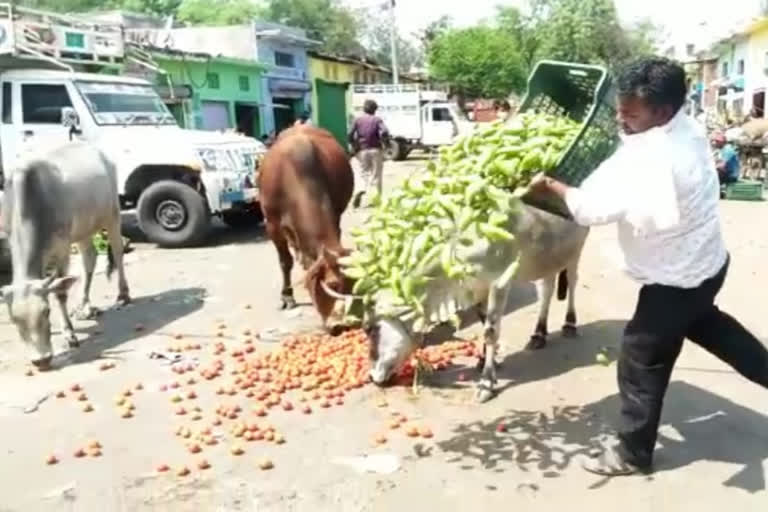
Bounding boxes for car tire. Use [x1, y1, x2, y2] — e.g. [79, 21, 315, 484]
[137, 180, 210, 248]
[386, 138, 409, 161]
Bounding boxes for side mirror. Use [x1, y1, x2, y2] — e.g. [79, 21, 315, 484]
[61, 107, 79, 129]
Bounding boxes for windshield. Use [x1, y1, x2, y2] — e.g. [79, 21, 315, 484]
[76, 81, 177, 126]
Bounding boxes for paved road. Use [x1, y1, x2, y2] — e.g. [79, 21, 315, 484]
[0, 156, 766, 511]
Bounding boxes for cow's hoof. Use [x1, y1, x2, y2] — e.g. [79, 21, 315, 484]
[280, 296, 297, 310]
[562, 324, 579, 338]
[525, 334, 547, 351]
[475, 356, 485, 372]
[75, 305, 100, 321]
[474, 386, 496, 403]
[115, 294, 131, 307]
[31, 356, 53, 371]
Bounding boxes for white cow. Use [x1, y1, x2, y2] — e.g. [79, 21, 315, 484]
[325, 203, 589, 402]
[1, 142, 130, 369]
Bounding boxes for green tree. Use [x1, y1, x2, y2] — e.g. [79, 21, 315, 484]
[175, 0, 259, 25]
[360, 17, 423, 74]
[259, 0, 362, 55]
[427, 26, 526, 99]
[496, 5, 542, 75]
[121, 0, 183, 17]
[531, 0, 659, 68]
[14, 0, 120, 11]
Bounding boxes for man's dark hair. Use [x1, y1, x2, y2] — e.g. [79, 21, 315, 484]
[494, 99, 511, 112]
[617, 57, 687, 113]
[363, 99, 378, 115]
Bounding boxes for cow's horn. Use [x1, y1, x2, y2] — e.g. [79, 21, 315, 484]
[320, 281, 361, 300]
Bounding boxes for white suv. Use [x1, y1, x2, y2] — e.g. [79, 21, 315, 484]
[0, 69, 266, 247]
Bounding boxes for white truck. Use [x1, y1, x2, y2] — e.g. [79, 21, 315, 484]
[351, 83, 474, 161]
[0, 4, 266, 248]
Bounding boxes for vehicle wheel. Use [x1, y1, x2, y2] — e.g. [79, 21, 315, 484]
[221, 207, 264, 229]
[385, 139, 409, 161]
[137, 180, 210, 248]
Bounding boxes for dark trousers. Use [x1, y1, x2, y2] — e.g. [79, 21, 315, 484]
[618, 256, 768, 467]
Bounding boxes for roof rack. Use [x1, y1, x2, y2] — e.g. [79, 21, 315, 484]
[0, 3, 127, 71]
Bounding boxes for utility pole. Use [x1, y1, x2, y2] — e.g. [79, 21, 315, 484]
[389, 0, 399, 85]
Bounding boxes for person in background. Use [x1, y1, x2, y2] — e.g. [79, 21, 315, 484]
[294, 110, 312, 127]
[494, 99, 512, 122]
[712, 132, 740, 184]
[528, 57, 768, 477]
[348, 99, 390, 208]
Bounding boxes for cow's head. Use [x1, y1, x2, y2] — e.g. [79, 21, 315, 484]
[305, 246, 354, 330]
[1, 275, 77, 369]
[365, 314, 419, 385]
[316, 281, 419, 386]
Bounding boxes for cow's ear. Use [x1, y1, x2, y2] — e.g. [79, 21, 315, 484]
[45, 276, 78, 294]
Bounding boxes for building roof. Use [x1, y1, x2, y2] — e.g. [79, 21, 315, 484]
[146, 44, 265, 69]
[307, 50, 425, 82]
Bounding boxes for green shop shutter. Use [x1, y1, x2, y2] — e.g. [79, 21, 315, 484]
[315, 79, 349, 148]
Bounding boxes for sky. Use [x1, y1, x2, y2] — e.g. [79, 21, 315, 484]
[344, 0, 764, 45]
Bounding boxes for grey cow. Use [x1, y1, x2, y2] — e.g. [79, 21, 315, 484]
[326, 203, 588, 402]
[1, 142, 130, 369]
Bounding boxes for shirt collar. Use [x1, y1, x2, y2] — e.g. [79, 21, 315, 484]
[619, 107, 687, 143]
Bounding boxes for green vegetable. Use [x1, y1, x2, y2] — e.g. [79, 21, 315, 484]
[343, 112, 582, 331]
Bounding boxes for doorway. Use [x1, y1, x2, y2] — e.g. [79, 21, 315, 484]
[235, 103, 260, 137]
[273, 97, 297, 132]
[200, 100, 231, 131]
[752, 90, 765, 118]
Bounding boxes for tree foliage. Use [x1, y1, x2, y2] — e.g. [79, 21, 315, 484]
[428, 26, 526, 98]
[174, 0, 258, 25]
[258, 0, 362, 55]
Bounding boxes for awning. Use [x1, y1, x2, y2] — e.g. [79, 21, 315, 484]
[268, 78, 311, 94]
[155, 84, 194, 100]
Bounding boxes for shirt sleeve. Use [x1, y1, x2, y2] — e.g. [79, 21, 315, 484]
[563, 150, 629, 226]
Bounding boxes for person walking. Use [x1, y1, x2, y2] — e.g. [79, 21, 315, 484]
[348, 99, 390, 208]
[528, 57, 768, 476]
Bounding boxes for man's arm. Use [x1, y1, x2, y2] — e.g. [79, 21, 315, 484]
[530, 152, 629, 226]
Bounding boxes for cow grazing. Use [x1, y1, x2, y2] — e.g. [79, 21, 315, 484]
[324, 203, 588, 403]
[258, 125, 354, 326]
[1, 142, 130, 369]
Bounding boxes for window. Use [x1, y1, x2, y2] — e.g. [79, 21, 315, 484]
[274, 51, 295, 68]
[722, 61, 729, 77]
[238, 75, 250, 92]
[431, 107, 452, 122]
[22, 84, 72, 124]
[738, 59, 745, 75]
[207, 73, 220, 89]
[2, 83, 11, 124]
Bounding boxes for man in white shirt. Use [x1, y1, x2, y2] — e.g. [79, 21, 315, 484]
[530, 57, 768, 476]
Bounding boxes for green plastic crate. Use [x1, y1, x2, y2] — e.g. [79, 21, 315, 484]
[517, 61, 620, 218]
[519, 60, 620, 187]
[724, 180, 764, 201]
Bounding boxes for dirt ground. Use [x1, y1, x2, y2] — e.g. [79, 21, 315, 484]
[0, 157, 767, 512]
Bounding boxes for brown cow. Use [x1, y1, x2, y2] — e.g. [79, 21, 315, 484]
[258, 125, 354, 326]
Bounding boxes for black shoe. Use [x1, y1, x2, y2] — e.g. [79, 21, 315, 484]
[581, 446, 649, 476]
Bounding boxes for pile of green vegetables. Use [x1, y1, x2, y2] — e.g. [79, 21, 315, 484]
[341, 112, 582, 329]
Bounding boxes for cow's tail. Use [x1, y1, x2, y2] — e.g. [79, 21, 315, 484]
[557, 269, 568, 301]
[106, 243, 115, 281]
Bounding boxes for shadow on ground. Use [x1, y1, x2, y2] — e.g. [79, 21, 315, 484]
[436, 379, 768, 494]
[53, 286, 207, 368]
[120, 212, 268, 248]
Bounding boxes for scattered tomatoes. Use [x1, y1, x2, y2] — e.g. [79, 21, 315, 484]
[45, 454, 58, 465]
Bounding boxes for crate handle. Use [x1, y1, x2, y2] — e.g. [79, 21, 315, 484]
[568, 69, 589, 77]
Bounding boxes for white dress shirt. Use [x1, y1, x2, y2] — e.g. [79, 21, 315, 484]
[564, 108, 728, 288]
